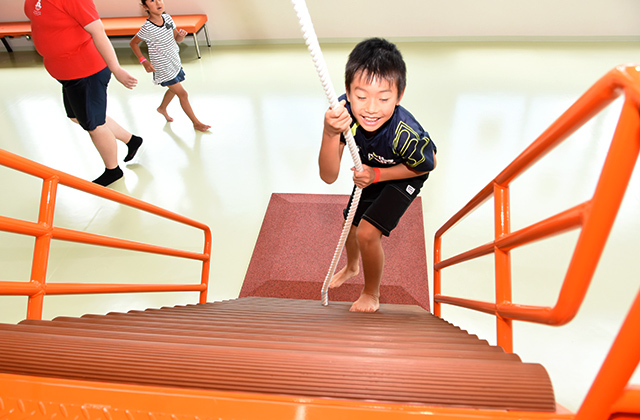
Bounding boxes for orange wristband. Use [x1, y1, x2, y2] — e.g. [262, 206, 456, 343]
[139, 56, 147, 64]
[372, 167, 381, 183]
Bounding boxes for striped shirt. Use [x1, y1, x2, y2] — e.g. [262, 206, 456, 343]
[136, 13, 182, 85]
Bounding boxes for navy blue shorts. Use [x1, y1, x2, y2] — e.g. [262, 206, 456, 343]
[59, 66, 110, 131]
[343, 178, 425, 237]
[160, 68, 186, 87]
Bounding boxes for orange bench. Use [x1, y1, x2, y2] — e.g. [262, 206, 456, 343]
[0, 14, 210, 58]
[0, 21, 31, 53]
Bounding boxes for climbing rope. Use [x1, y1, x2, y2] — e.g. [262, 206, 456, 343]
[291, 0, 363, 306]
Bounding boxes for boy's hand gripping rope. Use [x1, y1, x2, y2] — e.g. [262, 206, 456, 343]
[292, 0, 363, 306]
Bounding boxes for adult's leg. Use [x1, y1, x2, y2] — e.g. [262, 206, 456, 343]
[88, 123, 124, 186]
[62, 68, 126, 184]
[105, 116, 143, 162]
[105, 116, 132, 143]
[88, 123, 118, 169]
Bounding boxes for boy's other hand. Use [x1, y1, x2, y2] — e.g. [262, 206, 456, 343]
[324, 99, 352, 137]
[352, 164, 375, 188]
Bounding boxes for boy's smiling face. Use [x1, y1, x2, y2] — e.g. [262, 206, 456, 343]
[346, 71, 404, 133]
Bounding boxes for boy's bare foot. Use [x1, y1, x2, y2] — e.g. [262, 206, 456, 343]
[194, 122, 211, 132]
[157, 107, 174, 122]
[329, 265, 359, 288]
[349, 292, 379, 313]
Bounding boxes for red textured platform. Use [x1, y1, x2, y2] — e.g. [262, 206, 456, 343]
[239, 193, 430, 311]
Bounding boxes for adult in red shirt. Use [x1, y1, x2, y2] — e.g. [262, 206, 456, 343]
[25, 0, 143, 186]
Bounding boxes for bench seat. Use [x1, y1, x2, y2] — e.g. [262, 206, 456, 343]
[0, 21, 31, 38]
[0, 22, 31, 53]
[0, 14, 210, 58]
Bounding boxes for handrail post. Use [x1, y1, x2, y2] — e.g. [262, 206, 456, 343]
[26, 176, 58, 320]
[199, 229, 212, 304]
[575, 289, 640, 420]
[433, 235, 442, 317]
[494, 182, 513, 352]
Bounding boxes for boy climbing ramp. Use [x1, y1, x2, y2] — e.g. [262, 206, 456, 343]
[319, 38, 437, 313]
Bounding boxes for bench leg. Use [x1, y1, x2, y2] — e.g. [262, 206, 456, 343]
[1, 38, 13, 53]
[192, 33, 201, 59]
[203, 23, 211, 47]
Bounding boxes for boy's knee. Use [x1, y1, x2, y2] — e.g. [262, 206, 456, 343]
[355, 223, 381, 248]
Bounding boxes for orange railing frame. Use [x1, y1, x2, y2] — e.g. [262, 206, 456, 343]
[0, 149, 212, 320]
[433, 64, 640, 418]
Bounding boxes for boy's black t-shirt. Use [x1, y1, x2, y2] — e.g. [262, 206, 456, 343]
[339, 93, 437, 183]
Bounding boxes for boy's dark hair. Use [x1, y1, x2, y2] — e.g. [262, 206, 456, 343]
[345, 38, 406, 98]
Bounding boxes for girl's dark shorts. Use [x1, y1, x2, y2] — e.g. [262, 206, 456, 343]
[59, 66, 111, 132]
[160, 68, 186, 87]
[343, 176, 426, 237]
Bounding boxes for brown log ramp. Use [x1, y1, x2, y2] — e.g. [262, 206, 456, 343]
[0, 296, 555, 412]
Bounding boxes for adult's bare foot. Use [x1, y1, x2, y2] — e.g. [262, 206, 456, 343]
[349, 292, 379, 313]
[329, 265, 359, 288]
[157, 107, 174, 122]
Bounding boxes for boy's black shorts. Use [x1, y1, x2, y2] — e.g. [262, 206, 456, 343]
[58, 66, 111, 132]
[343, 177, 426, 237]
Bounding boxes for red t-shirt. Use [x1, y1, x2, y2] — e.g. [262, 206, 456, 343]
[24, 0, 107, 80]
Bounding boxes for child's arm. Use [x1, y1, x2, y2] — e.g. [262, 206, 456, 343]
[352, 132, 437, 187]
[84, 20, 137, 89]
[129, 35, 155, 73]
[174, 28, 187, 43]
[319, 100, 351, 184]
[352, 159, 434, 189]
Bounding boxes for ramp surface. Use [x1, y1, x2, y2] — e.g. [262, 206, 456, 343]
[240, 193, 430, 310]
[0, 297, 555, 411]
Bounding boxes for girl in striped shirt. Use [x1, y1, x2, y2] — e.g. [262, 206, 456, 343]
[130, 0, 210, 132]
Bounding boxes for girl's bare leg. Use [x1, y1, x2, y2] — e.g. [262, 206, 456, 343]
[167, 82, 210, 132]
[157, 89, 175, 122]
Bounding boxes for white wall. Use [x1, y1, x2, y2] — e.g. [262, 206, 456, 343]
[4, 0, 640, 43]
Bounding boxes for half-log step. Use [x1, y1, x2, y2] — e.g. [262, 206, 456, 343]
[0, 296, 555, 411]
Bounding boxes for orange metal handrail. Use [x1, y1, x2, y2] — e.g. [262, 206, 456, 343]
[0, 148, 212, 320]
[433, 64, 640, 418]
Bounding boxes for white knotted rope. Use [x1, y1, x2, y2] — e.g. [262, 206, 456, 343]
[292, 0, 363, 306]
